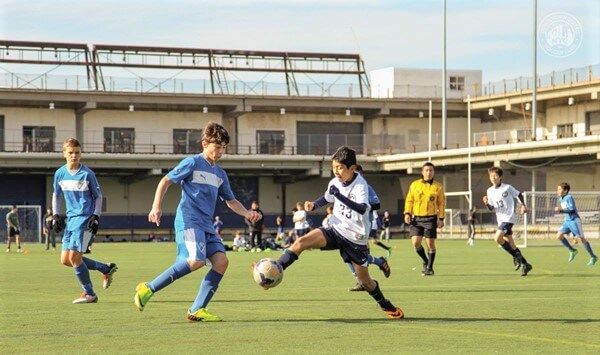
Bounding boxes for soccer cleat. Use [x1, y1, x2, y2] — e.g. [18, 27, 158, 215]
[187, 308, 222, 322]
[348, 283, 365, 292]
[102, 263, 118, 289]
[5, 248, 9, 253]
[378, 257, 391, 278]
[421, 262, 428, 274]
[383, 307, 405, 319]
[17, 248, 22, 253]
[521, 263, 533, 276]
[587, 256, 598, 266]
[422, 268, 435, 276]
[134, 282, 154, 311]
[568, 249, 578, 262]
[513, 257, 521, 271]
[386, 248, 392, 259]
[72, 293, 98, 304]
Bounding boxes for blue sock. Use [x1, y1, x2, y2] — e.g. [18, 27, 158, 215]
[346, 262, 357, 277]
[148, 260, 192, 293]
[277, 249, 298, 270]
[583, 242, 597, 258]
[367, 255, 383, 267]
[190, 269, 224, 313]
[82, 257, 110, 274]
[74, 263, 95, 296]
[560, 238, 575, 252]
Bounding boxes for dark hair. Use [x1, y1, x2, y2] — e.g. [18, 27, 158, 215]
[422, 162, 435, 169]
[488, 166, 503, 177]
[559, 182, 570, 192]
[332, 146, 356, 168]
[355, 164, 363, 173]
[202, 122, 230, 145]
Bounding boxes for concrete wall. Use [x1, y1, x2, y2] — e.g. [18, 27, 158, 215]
[545, 101, 600, 137]
[370, 67, 482, 99]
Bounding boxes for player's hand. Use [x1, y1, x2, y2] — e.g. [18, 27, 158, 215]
[52, 214, 63, 233]
[246, 210, 262, 223]
[148, 207, 162, 226]
[304, 200, 315, 212]
[520, 205, 527, 214]
[437, 219, 445, 228]
[404, 214, 412, 224]
[329, 185, 340, 197]
[87, 215, 100, 234]
[482, 196, 488, 205]
[554, 206, 560, 212]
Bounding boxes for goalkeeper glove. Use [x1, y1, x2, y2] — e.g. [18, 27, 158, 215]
[87, 215, 100, 234]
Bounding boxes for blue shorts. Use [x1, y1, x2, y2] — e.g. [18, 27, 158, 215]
[319, 227, 369, 267]
[559, 219, 584, 238]
[62, 216, 93, 252]
[175, 228, 225, 262]
[498, 222, 514, 236]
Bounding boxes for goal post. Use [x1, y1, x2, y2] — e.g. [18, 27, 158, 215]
[520, 191, 600, 248]
[439, 191, 472, 240]
[0, 205, 42, 243]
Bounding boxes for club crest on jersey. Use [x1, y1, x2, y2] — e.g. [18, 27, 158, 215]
[348, 193, 356, 201]
[502, 192, 508, 197]
[429, 196, 435, 201]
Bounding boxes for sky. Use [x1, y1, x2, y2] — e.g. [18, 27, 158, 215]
[0, 0, 598, 83]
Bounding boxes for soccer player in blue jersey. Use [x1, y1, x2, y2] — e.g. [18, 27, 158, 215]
[52, 138, 117, 304]
[555, 182, 597, 266]
[135, 122, 261, 322]
[483, 167, 532, 276]
[255, 146, 404, 319]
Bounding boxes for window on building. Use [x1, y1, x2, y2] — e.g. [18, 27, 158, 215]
[449, 76, 465, 90]
[23, 126, 55, 152]
[104, 127, 135, 153]
[173, 129, 203, 154]
[557, 124, 573, 138]
[297, 122, 363, 155]
[256, 130, 285, 154]
[586, 111, 600, 135]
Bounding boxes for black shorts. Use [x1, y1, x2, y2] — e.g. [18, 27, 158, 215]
[319, 226, 369, 266]
[409, 216, 438, 239]
[498, 222, 514, 236]
[368, 229, 378, 239]
[9, 226, 20, 237]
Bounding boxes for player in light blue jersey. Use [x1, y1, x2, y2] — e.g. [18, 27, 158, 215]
[135, 122, 261, 322]
[555, 182, 597, 266]
[52, 138, 117, 304]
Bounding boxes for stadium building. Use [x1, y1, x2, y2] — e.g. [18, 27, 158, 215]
[0, 40, 599, 241]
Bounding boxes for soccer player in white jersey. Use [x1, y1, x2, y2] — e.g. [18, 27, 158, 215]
[135, 122, 261, 322]
[483, 167, 533, 276]
[52, 138, 117, 304]
[256, 146, 404, 319]
[555, 182, 597, 266]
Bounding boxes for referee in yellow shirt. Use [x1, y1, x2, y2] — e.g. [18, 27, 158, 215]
[404, 162, 446, 276]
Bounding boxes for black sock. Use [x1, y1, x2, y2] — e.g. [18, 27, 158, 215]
[277, 249, 298, 270]
[427, 250, 436, 269]
[367, 280, 394, 310]
[376, 241, 390, 250]
[500, 242, 517, 257]
[416, 247, 428, 264]
[514, 248, 528, 264]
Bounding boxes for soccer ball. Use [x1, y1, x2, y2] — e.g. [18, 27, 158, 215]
[253, 258, 284, 289]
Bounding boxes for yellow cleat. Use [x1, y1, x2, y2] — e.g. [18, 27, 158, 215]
[187, 308, 222, 322]
[134, 282, 153, 311]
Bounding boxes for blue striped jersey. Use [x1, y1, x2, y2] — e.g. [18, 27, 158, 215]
[53, 164, 102, 218]
[559, 194, 579, 221]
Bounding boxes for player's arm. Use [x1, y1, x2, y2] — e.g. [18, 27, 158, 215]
[226, 199, 261, 222]
[404, 183, 415, 224]
[556, 196, 575, 214]
[483, 194, 494, 210]
[437, 185, 446, 227]
[306, 196, 328, 212]
[148, 176, 174, 226]
[329, 185, 368, 214]
[516, 192, 527, 214]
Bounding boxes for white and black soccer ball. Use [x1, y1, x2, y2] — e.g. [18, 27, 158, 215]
[253, 258, 284, 289]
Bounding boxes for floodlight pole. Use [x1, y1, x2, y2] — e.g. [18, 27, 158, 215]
[428, 100, 433, 161]
[442, 0, 447, 149]
[467, 95, 472, 210]
[532, 0, 538, 141]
